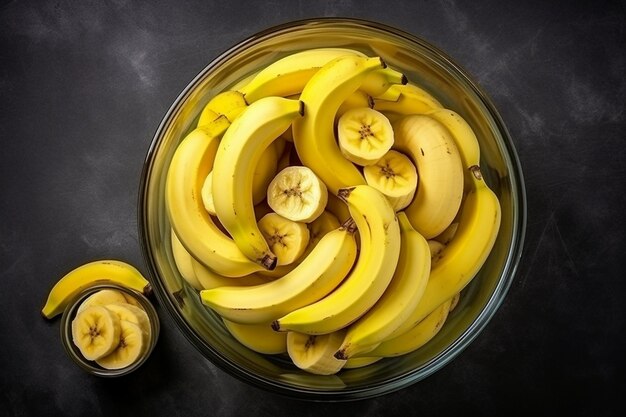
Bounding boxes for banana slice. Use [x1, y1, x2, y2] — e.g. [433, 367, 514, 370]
[286, 330, 347, 375]
[71, 305, 122, 361]
[77, 289, 128, 314]
[267, 166, 328, 223]
[363, 150, 418, 211]
[337, 107, 394, 166]
[258, 213, 310, 266]
[105, 302, 151, 339]
[223, 319, 287, 354]
[95, 320, 146, 370]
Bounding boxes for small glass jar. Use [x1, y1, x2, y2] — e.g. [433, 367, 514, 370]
[60, 283, 160, 377]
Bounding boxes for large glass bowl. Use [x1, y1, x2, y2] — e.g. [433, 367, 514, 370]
[138, 17, 526, 400]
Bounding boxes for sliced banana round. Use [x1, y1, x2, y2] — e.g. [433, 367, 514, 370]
[337, 107, 394, 166]
[286, 330, 347, 375]
[105, 302, 151, 340]
[267, 166, 328, 223]
[77, 289, 128, 314]
[363, 150, 418, 211]
[95, 320, 146, 370]
[71, 305, 122, 361]
[257, 213, 310, 266]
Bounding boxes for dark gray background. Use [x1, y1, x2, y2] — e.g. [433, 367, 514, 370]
[1, 0, 624, 415]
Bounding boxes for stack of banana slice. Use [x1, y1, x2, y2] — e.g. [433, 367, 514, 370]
[164, 49, 502, 375]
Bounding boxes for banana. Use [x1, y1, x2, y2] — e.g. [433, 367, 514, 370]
[334, 212, 430, 360]
[201, 140, 278, 214]
[266, 165, 328, 223]
[392, 114, 464, 239]
[449, 292, 461, 312]
[200, 225, 357, 324]
[343, 356, 382, 369]
[428, 240, 446, 265]
[76, 289, 129, 313]
[170, 230, 203, 291]
[385, 168, 501, 338]
[71, 305, 122, 360]
[360, 66, 408, 98]
[286, 330, 347, 375]
[435, 222, 459, 245]
[41, 260, 151, 319]
[190, 258, 268, 290]
[239, 48, 365, 103]
[95, 320, 146, 369]
[426, 108, 481, 186]
[198, 90, 247, 125]
[165, 116, 269, 277]
[366, 298, 452, 358]
[211, 97, 304, 270]
[273, 185, 401, 335]
[336, 90, 373, 119]
[308, 211, 340, 247]
[337, 107, 394, 166]
[257, 213, 310, 266]
[362, 149, 418, 211]
[291, 55, 392, 195]
[325, 192, 351, 224]
[222, 319, 287, 355]
[373, 83, 443, 118]
[105, 302, 151, 338]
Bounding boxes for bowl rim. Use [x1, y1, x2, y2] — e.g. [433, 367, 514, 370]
[137, 16, 527, 401]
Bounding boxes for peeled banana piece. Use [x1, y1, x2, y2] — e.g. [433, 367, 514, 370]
[337, 107, 394, 166]
[363, 149, 418, 211]
[71, 305, 122, 361]
[257, 213, 310, 266]
[287, 330, 347, 375]
[267, 165, 328, 223]
[95, 320, 146, 370]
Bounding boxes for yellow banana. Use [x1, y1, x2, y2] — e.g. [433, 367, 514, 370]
[239, 48, 365, 103]
[366, 297, 453, 357]
[291, 55, 397, 195]
[426, 107, 481, 187]
[190, 258, 268, 290]
[286, 330, 347, 375]
[392, 114, 464, 239]
[386, 169, 501, 338]
[334, 212, 431, 360]
[41, 260, 151, 319]
[222, 319, 287, 355]
[170, 230, 203, 291]
[211, 97, 303, 270]
[360, 66, 408, 97]
[336, 90, 372, 119]
[165, 116, 268, 277]
[273, 185, 401, 335]
[201, 225, 357, 324]
[373, 83, 443, 117]
[198, 90, 247, 125]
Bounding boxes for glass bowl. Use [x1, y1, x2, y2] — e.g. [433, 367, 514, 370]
[138, 17, 526, 400]
[60, 283, 160, 377]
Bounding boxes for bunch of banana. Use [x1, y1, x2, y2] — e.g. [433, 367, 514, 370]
[160, 47, 501, 376]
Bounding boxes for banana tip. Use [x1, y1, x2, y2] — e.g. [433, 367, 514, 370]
[334, 349, 348, 360]
[336, 187, 354, 202]
[400, 74, 408, 85]
[261, 254, 278, 271]
[270, 320, 281, 332]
